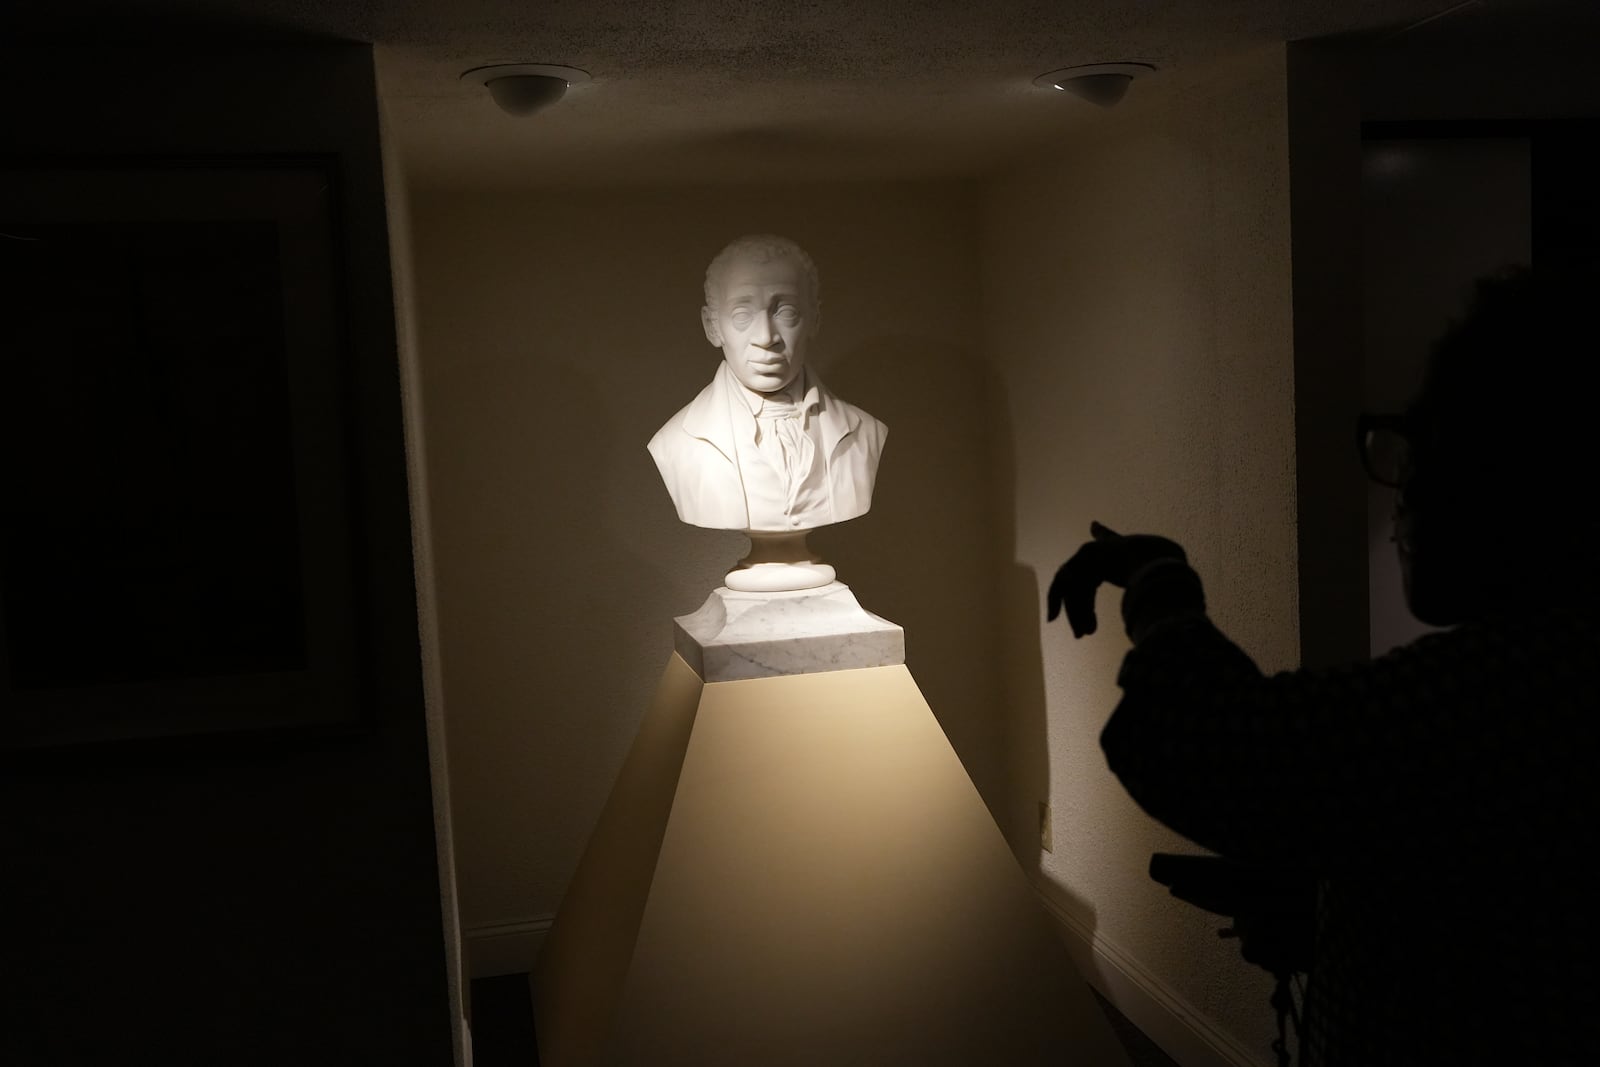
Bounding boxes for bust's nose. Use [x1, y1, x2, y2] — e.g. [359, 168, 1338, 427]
[751, 311, 782, 350]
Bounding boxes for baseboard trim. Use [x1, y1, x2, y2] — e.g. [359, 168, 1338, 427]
[464, 915, 554, 979]
[1037, 890, 1271, 1067]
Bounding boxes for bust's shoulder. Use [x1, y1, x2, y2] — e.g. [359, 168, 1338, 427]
[649, 370, 728, 459]
[825, 390, 887, 447]
[646, 414, 680, 460]
[862, 411, 888, 453]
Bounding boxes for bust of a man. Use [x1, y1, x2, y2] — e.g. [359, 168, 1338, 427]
[648, 235, 888, 533]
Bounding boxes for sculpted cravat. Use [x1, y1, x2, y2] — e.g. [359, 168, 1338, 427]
[754, 397, 811, 494]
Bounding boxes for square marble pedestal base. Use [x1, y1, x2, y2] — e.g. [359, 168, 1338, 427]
[673, 580, 904, 682]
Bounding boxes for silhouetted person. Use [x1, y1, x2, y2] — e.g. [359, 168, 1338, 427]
[1048, 265, 1600, 1066]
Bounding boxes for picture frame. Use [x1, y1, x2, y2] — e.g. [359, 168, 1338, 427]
[0, 157, 367, 750]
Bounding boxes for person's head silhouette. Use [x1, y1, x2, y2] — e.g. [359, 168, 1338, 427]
[1384, 264, 1598, 626]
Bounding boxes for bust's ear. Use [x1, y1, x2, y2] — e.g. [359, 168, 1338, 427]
[701, 305, 722, 347]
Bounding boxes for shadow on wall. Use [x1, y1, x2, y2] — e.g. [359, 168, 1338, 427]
[983, 363, 1051, 869]
[814, 333, 1010, 820]
[980, 359, 1110, 980]
[825, 330, 1104, 955]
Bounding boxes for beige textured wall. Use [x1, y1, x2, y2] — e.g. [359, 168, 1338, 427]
[410, 184, 1003, 943]
[978, 47, 1299, 1057]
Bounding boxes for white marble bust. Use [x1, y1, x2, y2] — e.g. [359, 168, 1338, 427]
[648, 235, 888, 535]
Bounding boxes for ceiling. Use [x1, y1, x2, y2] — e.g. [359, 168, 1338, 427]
[6, 0, 1594, 188]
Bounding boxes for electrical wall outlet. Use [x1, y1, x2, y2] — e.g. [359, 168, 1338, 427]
[1038, 801, 1053, 853]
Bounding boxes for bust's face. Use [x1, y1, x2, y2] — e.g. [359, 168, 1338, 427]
[703, 253, 813, 395]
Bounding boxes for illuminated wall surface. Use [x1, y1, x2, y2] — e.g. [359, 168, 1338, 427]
[412, 46, 1299, 1062]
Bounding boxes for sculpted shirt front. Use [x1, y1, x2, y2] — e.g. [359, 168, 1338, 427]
[647, 363, 887, 532]
[727, 371, 831, 530]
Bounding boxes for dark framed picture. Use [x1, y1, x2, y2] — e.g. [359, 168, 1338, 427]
[0, 158, 364, 749]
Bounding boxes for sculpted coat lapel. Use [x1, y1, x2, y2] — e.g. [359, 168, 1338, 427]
[648, 363, 887, 531]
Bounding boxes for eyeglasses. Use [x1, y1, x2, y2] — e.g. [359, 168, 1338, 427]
[1357, 412, 1412, 489]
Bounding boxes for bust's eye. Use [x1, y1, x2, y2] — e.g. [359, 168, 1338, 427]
[730, 309, 754, 328]
[774, 304, 800, 326]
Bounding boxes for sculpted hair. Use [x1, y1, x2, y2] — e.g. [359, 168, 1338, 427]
[703, 234, 821, 318]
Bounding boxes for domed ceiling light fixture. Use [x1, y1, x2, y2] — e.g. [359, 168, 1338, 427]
[1033, 62, 1156, 107]
[461, 63, 592, 116]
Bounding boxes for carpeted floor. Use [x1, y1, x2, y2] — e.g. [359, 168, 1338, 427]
[468, 974, 1180, 1067]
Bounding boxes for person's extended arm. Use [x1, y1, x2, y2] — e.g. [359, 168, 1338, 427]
[1047, 523, 1583, 871]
